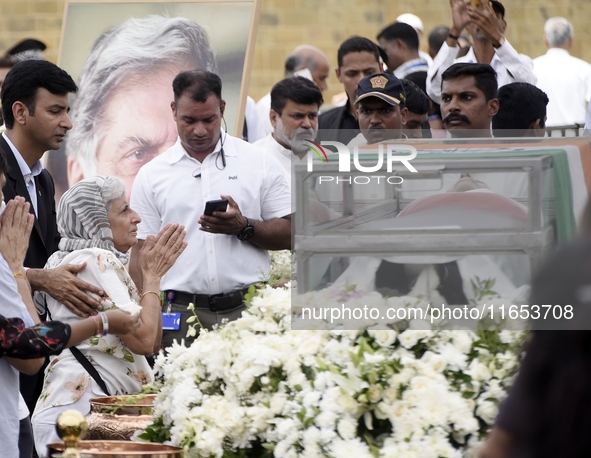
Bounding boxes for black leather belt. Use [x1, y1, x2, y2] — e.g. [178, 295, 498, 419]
[165, 287, 250, 312]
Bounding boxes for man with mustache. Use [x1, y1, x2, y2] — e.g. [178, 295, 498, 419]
[440, 63, 499, 138]
[349, 73, 408, 146]
[254, 76, 323, 178]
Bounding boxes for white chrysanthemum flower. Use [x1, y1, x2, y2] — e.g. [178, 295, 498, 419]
[367, 328, 397, 347]
[328, 438, 373, 458]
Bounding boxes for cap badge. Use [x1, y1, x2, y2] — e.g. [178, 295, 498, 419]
[370, 76, 387, 89]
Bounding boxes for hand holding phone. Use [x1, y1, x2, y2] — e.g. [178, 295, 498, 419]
[204, 199, 229, 216]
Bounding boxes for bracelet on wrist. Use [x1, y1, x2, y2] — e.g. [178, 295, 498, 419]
[98, 312, 109, 337]
[13, 270, 31, 291]
[448, 32, 459, 40]
[141, 290, 161, 303]
[91, 314, 102, 336]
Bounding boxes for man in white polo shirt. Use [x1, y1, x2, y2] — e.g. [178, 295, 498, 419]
[130, 71, 291, 348]
[254, 76, 323, 179]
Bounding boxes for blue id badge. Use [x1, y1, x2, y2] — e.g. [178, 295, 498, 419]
[162, 312, 182, 331]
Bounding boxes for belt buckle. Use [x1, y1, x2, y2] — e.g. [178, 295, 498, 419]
[208, 292, 225, 311]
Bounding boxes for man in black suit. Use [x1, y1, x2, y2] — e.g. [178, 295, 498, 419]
[1, 60, 106, 457]
[317, 36, 383, 145]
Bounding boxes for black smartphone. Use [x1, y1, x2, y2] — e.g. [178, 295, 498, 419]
[204, 199, 229, 216]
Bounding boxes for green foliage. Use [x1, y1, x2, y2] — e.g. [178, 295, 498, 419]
[470, 276, 498, 303]
[138, 416, 171, 443]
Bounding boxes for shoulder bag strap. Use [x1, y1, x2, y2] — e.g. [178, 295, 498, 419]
[69, 346, 111, 396]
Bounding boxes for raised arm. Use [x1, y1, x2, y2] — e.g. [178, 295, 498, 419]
[427, 0, 470, 104]
[120, 223, 187, 354]
[0, 197, 43, 374]
[466, 1, 536, 84]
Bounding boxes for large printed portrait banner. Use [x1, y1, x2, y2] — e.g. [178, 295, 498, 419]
[49, 0, 260, 200]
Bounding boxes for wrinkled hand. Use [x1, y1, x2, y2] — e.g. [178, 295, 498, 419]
[450, 0, 471, 34]
[0, 197, 34, 273]
[105, 309, 141, 335]
[466, 0, 505, 44]
[41, 263, 107, 317]
[139, 223, 187, 280]
[198, 195, 247, 236]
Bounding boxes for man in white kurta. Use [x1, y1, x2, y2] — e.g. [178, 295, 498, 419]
[533, 17, 591, 127]
[427, 0, 536, 105]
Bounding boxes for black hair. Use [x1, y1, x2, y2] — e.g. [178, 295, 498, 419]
[0, 57, 14, 70]
[401, 79, 430, 115]
[270, 76, 324, 115]
[403, 71, 427, 94]
[441, 63, 498, 101]
[1, 60, 77, 129]
[172, 70, 222, 103]
[377, 22, 419, 51]
[492, 82, 549, 137]
[337, 36, 381, 68]
[428, 25, 450, 55]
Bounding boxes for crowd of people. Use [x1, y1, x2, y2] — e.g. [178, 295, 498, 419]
[0, 0, 590, 457]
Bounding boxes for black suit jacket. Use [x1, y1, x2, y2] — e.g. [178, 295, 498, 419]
[0, 135, 60, 268]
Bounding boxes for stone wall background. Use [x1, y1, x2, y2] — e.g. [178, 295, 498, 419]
[1, 0, 589, 103]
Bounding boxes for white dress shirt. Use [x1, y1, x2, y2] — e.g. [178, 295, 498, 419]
[533, 48, 591, 127]
[1, 132, 43, 214]
[0, 253, 35, 458]
[426, 41, 537, 104]
[131, 133, 291, 295]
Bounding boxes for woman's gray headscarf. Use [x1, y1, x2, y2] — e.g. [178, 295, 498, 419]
[46, 176, 129, 268]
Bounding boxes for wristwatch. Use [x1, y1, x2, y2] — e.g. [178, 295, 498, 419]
[237, 217, 255, 241]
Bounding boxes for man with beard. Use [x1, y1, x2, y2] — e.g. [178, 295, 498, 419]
[440, 63, 499, 138]
[426, 0, 535, 105]
[254, 76, 323, 179]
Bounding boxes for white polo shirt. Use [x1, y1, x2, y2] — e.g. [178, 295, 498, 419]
[131, 132, 291, 295]
[253, 133, 293, 179]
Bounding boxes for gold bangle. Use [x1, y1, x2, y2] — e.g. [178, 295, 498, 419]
[13, 271, 31, 292]
[140, 290, 161, 302]
[13, 272, 28, 281]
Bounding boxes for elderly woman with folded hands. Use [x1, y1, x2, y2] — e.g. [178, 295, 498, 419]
[31, 176, 187, 456]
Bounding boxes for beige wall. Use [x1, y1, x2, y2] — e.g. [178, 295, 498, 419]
[2, 0, 590, 104]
